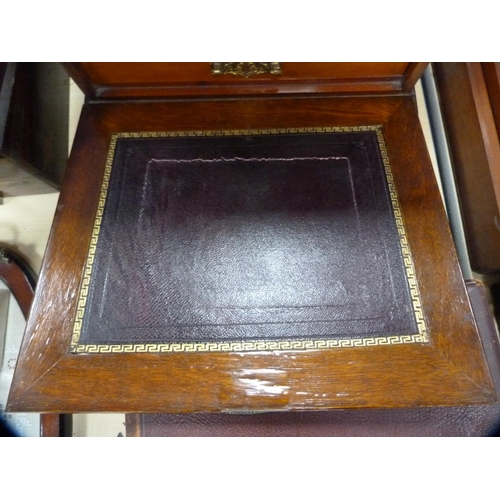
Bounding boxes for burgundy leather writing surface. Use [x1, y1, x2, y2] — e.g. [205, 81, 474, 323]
[76, 130, 417, 348]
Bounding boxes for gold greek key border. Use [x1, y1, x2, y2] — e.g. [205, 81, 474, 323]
[70, 126, 428, 354]
[376, 128, 427, 341]
[71, 134, 117, 350]
[73, 334, 426, 354]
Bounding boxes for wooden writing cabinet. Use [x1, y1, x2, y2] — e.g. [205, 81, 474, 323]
[7, 63, 497, 415]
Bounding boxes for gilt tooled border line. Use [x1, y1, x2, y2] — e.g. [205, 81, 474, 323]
[70, 126, 428, 354]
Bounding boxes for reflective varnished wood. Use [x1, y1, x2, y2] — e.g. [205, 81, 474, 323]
[7, 93, 495, 413]
[64, 62, 427, 99]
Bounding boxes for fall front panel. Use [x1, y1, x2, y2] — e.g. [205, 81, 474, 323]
[72, 128, 423, 353]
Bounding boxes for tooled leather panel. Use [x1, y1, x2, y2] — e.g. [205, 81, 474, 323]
[78, 130, 417, 346]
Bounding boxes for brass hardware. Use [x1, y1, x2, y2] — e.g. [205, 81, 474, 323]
[211, 62, 281, 78]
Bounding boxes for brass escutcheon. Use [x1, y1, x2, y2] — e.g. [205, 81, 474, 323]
[211, 62, 281, 78]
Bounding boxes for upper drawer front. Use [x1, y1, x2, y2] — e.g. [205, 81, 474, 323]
[66, 62, 426, 98]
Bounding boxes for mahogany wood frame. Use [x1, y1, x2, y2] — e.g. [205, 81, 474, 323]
[63, 63, 428, 99]
[7, 94, 496, 413]
[481, 63, 500, 140]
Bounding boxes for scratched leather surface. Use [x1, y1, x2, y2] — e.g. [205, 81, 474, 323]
[133, 281, 500, 436]
[79, 131, 417, 345]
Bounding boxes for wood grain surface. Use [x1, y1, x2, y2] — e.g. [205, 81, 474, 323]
[7, 94, 495, 413]
[64, 63, 427, 99]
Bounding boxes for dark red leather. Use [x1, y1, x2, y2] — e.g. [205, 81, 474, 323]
[129, 280, 500, 436]
[134, 406, 500, 437]
[79, 130, 416, 347]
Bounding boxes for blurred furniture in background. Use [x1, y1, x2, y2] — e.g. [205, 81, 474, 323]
[0, 247, 69, 436]
[0, 62, 69, 197]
